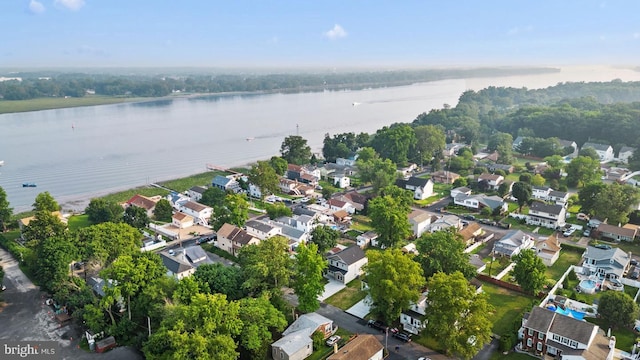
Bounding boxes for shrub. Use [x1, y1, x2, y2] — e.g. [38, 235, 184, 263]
[499, 334, 515, 352]
[312, 330, 325, 350]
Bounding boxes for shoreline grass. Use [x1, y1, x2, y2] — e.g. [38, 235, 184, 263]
[0, 95, 147, 114]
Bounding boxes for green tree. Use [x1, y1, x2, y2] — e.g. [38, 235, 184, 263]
[85, 198, 123, 224]
[153, 198, 173, 222]
[143, 293, 242, 360]
[578, 182, 606, 215]
[248, 160, 279, 200]
[415, 229, 476, 279]
[487, 132, 513, 164]
[531, 174, 546, 186]
[33, 191, 60, 212]
[173, 276, 203, 305]
[565, 156, 601, 188]
[33, 235, 78, 292]
[22, 210, 68, 246]
[269, 156, 288, 176]
[238, 235, 293, 294]
[592, 183, 640, 225]
[425, 272, 493, 359]
[511, 181, 532, 211]
[101, 252, 165, 321]
[365, 249, 425, 324]
[578, 147, 600, 161]
[497, 182, 510, 197]
[598, 291, 639, 329]
[265, 202, 293, 219]
[292, 242, 327, 313]
[356, 147, 377, 162]
[356, 155, 398, 195]
[76, 222, 143, 267]
[512, 249, 547, 295]
[200, 187, 227, 208]
[211, 193, 249, 230]
[0, 186, 13, 232]
[238, 294, 288, 358]
[122, 205, 150, 229]
[367, 194, 411, 248]
[452, 177, 468, 188]
[194, 263, 246, 300]
[280, 135, 312, 165]
[309, 225, 341, 253]
[413, 125, 446, 167]
[370, 124, 417, 166]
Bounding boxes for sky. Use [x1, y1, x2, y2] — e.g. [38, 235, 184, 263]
[2, 0, 640, 68]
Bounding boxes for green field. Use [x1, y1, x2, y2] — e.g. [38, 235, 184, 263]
[68, 214, 92, 231]
[0, 95, 146, 114]
[324, 279, 368, 310]
[545, 249, 583, 280]
[158, 171, 228, 192]
[481, 282, 537, 336]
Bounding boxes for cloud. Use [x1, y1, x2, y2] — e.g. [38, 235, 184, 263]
[55, 0, 85, 11]
[324, 24, 347, 40]
[29, 0, 45, 14]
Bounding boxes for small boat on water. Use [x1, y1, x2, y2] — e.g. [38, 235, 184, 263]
[0, 160, 4, 166]
[246, 137, 255, 141]
[22, 183, 37, 188]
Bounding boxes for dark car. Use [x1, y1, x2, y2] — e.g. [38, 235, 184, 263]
[631, 259, 638, 266]
[594, 244, 612, 250]
[631, 269, 640, 280]
[463, 214, 476, 221]
[367, 320, 388, 332]
[393, 331, 412, 342]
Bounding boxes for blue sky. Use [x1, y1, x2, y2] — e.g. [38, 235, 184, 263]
[2, 0, 640, 68]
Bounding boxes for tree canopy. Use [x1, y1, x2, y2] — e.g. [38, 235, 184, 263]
[247, 160, 279, 200]
[280, 135, 312, 165]
[512, 181, 532, 211]
[598, 291, 639, 329]
[370, 123, 416, 166]
[512, 249, 547, 295]
[0, 186, 13, 232]
[85, 198, 123, 224]
[367, 192, 412, 248]
[153, 198, 173, 222]
[123, 205, 150, 229]
[565, 156, 601, 188]
[238, 236, 293, 294]
[33, 191, 60, 212]
[415, 229, 476, 279]
[309, 225, 341, 254]
[292, 242, 327, 313]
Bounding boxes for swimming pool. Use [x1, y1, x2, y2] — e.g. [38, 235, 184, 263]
[555, 307, 586, 320]
[579, 279, 597, 294]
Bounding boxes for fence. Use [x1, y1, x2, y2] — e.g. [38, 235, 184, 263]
[476, 273, 545, 299]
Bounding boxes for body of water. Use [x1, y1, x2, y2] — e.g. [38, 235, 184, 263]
[1, 66, 640, 212]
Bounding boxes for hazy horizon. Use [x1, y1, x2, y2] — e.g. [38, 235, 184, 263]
[3, 1, 640, 68]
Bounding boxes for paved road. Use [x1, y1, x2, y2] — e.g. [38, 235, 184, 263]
[0, 247, 143, 360]
[472, 337, 499, 360]
[316, 303, 453, 360]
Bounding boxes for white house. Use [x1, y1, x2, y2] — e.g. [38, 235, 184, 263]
[356, 231, 378, 248]
[477, 173, 504, 190]
[450, 186, 472, 199]
[396, 176, 434, 200]
[425, 214, 463, 233]
[248, 183, 263, 199]
[534, 235, 562, 266]
[326, 246, 367, 284]
[245, 219, 282, 240]
[212, 175, 242, 193]
[454, 193, 507, 213]
[187, 186, 207, 202]
[400, 292, 428, 335]
[336, 154, 358, 166]
[160, 250, 195, 280]
[408, 209, 433, 238]
[177, 201, 213, 225]
[272, 313, 336, 360]
[493, 230, 535, 258]
[327, 198, 355, 214]
[532, 186, 552, 201]
[526, 202, 566, 229]
[581, 142, 614, 162]
[618, 146, 635, 164]
[558, 139, 579, 158]
[332, 173, 351, 189]
[172, 212, 194, 229]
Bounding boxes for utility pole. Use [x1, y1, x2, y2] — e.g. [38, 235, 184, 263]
[296, 123, 299, 136]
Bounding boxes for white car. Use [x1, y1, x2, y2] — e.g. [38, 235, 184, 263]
[418, 358, 432, 360]
[326, 335, 341, 346]
[563, 228, 576, 237]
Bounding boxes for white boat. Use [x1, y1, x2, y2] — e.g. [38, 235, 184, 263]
[352, 102, 361, 106]
[246, 137, 255, 141]
[0, 160, 4, 166]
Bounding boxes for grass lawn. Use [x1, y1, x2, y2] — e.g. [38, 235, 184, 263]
[545, 249, 582, 280]
[413, 334, 445, 353]
[350, 215, 373, 232]
[482, 282, 538, 336]
[158, 171, 228, 192]
[482, 257, 512, 277]
[490, 352, 537, 360]
[0, 95, 146, 114]
[586, 317, 636, 352]
[68, 214, 92, 231]
[99, 186, 169, 204]
[1, 230, 21, 242]
[324, 279, 367, 310]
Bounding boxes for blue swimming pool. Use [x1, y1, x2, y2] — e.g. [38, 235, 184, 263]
[555, 307, 586, 320]
[579, 279, 597, 294]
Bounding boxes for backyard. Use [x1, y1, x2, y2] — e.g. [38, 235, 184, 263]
[545, 248, 583, 280]
[324, 279, 367, 310]
[481, 282, 538, 336]
[350, 215, 374, 232]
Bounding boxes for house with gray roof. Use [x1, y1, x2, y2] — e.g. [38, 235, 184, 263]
[618, 146, 635, 164]
[454, 193, 507, 213]
[521, 306, 613, 360]
[187, 186, 207, 202]
[245, 219, 282, 240]
[212, 175, 241, 193]
[396, 176, 434, 200]
[582, 246, 631, 280]
[526, 202, 566, 229]
[425, 214, 462, 233]
[184, 246, 210, 266]
[493, 230, 535, 258]
[160, 250, 195, 280]
[558, 139, 579, 158]
[581, 142, 614, 162]
[326, 246, 367, 284]
[408, 209, 433, 238]
[272, 313, 336, 360]
[597, 223, 637, 242]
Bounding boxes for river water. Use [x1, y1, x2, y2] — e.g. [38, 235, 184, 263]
[1, 66, 640, 212]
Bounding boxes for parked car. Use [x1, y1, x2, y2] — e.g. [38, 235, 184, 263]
[463, 214, 476, 221]
[393, 332, 412, 342]
[631, 259, 639, 266]
[418, 358, 432, 360]
[631, 269, 640, 280]
[326, 335, 341, 346]
[594, 244, 612, 250]
[583, 229, 591, 237]
[168, 249, 175, 256]
[563, 228, 576, 237]
[367, 320, 388, 332]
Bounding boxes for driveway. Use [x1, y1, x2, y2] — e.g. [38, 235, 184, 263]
[0, 247, 143, 360]
[345, 295, 372, 319]
[319, 279, 346, 301]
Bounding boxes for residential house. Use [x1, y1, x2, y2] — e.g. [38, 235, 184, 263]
[493, 230, 535, 258]
[477, 173, 504, 190]
[279, 178, 316, 196]
[618, 146, 635, 164]
[596, 223, 636, 242]
[408, 209, 433, 238]
[287, 164, 320, 187]
[183, 246, 211, 267]
[521, 306, 614, 360]
[450, 186, 472, 199]
[532, 186, 553, 201]
[272, 313, 336, 360]
[458, 222, 483, 246]
[396, 176, 434, 200]
[526, 202, 566, 229]
[160, 250, 195, 279]
[332, 191, 368, 213]
[216, 223, 260, 257]
[279, 224, 309, 247]
[431, 170, 460, 184]
[400, 292, 428, 335]
[513, 136, 525, 151]
[534, 235, 561, 266]
[425, 214, 463, 233]
[454, 193, 508, 213]
[326, 246, 368, 284]
[246, 219, 282, 240]
[171, 212, 194, 229]
[581, 246, 631, 280]
[558, 139, 579, 158]
[248, 183, 263, 199]
[124, 194, 158, 218]
[328, 198, 355, 214]
[486, 163, 515, 173]
[397, 163, 418, 178]
[275, 214, 315, 234]
[356, 231, 378, 248]
[177, 201, 213, 225]
[443, 142, 466, 157]
[187, 186, 207, 202]
[336, 154, 358, 167]
[332, 210, 351, 224]
[548, 190, 570, 207]
[18, 211, 68, 234]
[326, 334, 384, 360]
[212, 175, 241, 193]
[581, 142, 614, 162]
[331, 172, 351, 189]
[321, 162, 358, 178]
[469, 254, 487, 273]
